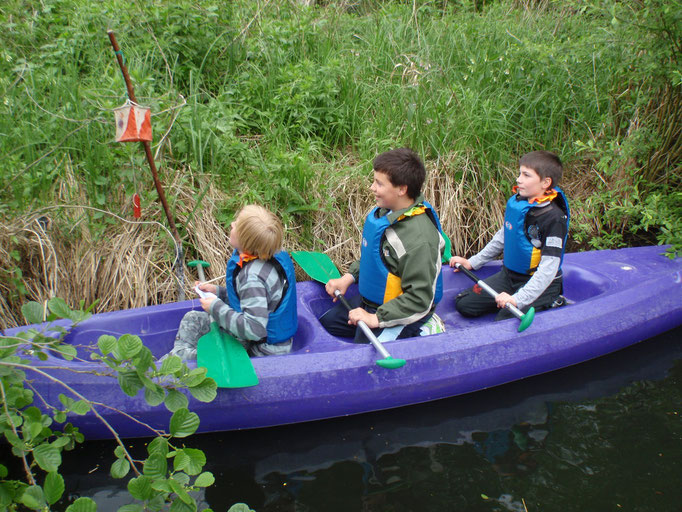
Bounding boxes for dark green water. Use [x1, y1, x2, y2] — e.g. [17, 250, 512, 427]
[51, 328, 682, 511]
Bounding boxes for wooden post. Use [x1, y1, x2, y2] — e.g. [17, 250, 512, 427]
[108, 30, 185, 300]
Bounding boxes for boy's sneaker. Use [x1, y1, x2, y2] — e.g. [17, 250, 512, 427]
[550, 295, 567, 308]
[420, 313, 446, 336]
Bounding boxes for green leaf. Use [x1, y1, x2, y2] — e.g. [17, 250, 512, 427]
[133, 346, 154, 371]
[143, 453, 168, 480]
[54, 344, 78, 361]
[144, 384, 166, 407]
[0, 481, 15, 506]
[114, 445, 127, 458]
[137, 371, 157, 391]
[164, 390, 189, 412]
[118, 369, 144, 397]
[58, 394, 73, 408]
[169, 409, 200, 438]
[69, 400, 91, 415]
[147, 494, 166, 511]
[111, 458, 131, 479]
[188, 379, 217, 403]
[117, 334, 143, 359]
[182, 367, 207, 387]
[0, 464, 7, 478]
[47, 297, 72, 319]
[147, 436, 169, 457]
[65, 496, 97, 512]
[51, 436, 72, 448]
[127, 475, 154, 501]
[173, 448, 206, 475]
[33, 443, 61, 472]
[118, 504, 145, 512]
[150, 479, 173, 493]
[21, 407, 43, 441]
[44, 472, 65, 505]
[4, 431, 23, 454]
[169, 478, 193, 505]
[27, 422, 44, 442]
[21, 302, 44, 324]
[227, 504, 255, 512]
[98, 335, 117, 355]
[68, 309, 92, 324]
[172, 472, 190, 486]
[20, 485, 45, 510]
[160, 355, 183, 375]
[194, 471, 215, 487]
[170, 497, 197, 512]
[22, 405, 41, 422]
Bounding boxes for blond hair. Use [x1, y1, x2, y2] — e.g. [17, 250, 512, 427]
[233, 204, 283, 260]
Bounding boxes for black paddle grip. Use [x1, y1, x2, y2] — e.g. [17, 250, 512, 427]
[334, 290, 354, 312]
[456, 263, 481, 284]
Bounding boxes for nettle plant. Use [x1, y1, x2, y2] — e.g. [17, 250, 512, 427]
[0, 298, 218, 511]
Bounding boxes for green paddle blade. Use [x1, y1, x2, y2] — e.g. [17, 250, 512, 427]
[291, 251, 341, 284]
[517, 307, 535, 332]
[377, 357, 407, 369]
[197, 322, 258, 388]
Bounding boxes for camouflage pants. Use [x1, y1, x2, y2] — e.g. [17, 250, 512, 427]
[165, 310, 211, 361]
[164, 310, 293, 360]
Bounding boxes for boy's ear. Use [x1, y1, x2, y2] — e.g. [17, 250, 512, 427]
[397, 184, 408, 197]
[542, 176, 553, 191]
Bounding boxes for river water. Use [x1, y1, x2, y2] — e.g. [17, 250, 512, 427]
[54, 327, 682, 511]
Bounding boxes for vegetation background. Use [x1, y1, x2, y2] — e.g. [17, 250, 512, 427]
[1, 0, 680, 329]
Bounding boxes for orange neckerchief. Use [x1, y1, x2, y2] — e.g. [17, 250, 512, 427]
[237, 252, 258, 268]
[512, 186, 558, 204]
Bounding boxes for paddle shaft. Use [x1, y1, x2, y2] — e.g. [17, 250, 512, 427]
[333, 290, 392, 360]
[455, 264, 525, 320]
[195, 265, 206, 283]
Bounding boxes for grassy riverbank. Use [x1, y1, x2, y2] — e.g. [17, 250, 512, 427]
[1, 0, 680, 327]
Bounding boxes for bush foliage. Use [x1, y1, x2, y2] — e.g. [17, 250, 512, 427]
[0, 0, 679, 316]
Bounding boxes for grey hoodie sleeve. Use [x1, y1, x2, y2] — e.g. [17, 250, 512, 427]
[468, 228, 505, 270]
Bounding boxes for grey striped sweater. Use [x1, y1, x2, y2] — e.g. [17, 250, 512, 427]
[208, 258, 286, 342]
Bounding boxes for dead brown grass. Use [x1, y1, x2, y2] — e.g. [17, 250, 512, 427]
[0, 166, 234, 329]
[0, 151, 538, 330]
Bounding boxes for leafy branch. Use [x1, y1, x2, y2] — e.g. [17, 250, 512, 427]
[0, 298, 220, 511]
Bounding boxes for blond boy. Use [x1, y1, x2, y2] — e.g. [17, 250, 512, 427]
[166, 205, 297, 358]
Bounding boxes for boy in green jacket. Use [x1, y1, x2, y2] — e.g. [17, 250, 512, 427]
[320, 148, 446, 342]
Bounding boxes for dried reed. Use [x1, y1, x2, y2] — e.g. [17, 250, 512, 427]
[1, 152, 528, 329]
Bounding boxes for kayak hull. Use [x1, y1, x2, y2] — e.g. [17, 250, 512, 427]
[4, 246, 681, 439]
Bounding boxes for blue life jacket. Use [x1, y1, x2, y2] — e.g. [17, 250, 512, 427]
[503, 187, 570, 275]
[225, 250, 298, 344]
[359, 201, 444, 306]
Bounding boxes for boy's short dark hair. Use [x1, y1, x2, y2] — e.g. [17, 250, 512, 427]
[373, 148, 426, 200]
[519, 151, 563, 189]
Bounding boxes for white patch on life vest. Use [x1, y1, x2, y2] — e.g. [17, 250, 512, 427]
[546, 236, 563, 248]
[362, 237, 368, 247]
[505, 221, 513, 230]
[385, 228, 406, 258]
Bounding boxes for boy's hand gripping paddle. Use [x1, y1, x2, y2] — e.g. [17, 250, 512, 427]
[189, 259, 259, 388]
[455, 263, 535, 332]
[291, 251, 406, 369]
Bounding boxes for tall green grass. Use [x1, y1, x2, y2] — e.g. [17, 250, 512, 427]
[0, 0, 679, 249]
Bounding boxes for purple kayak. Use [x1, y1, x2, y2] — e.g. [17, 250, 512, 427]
[4, 245, 681, 439]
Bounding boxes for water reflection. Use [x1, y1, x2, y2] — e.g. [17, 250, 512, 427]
[56, 328, 682, 511]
